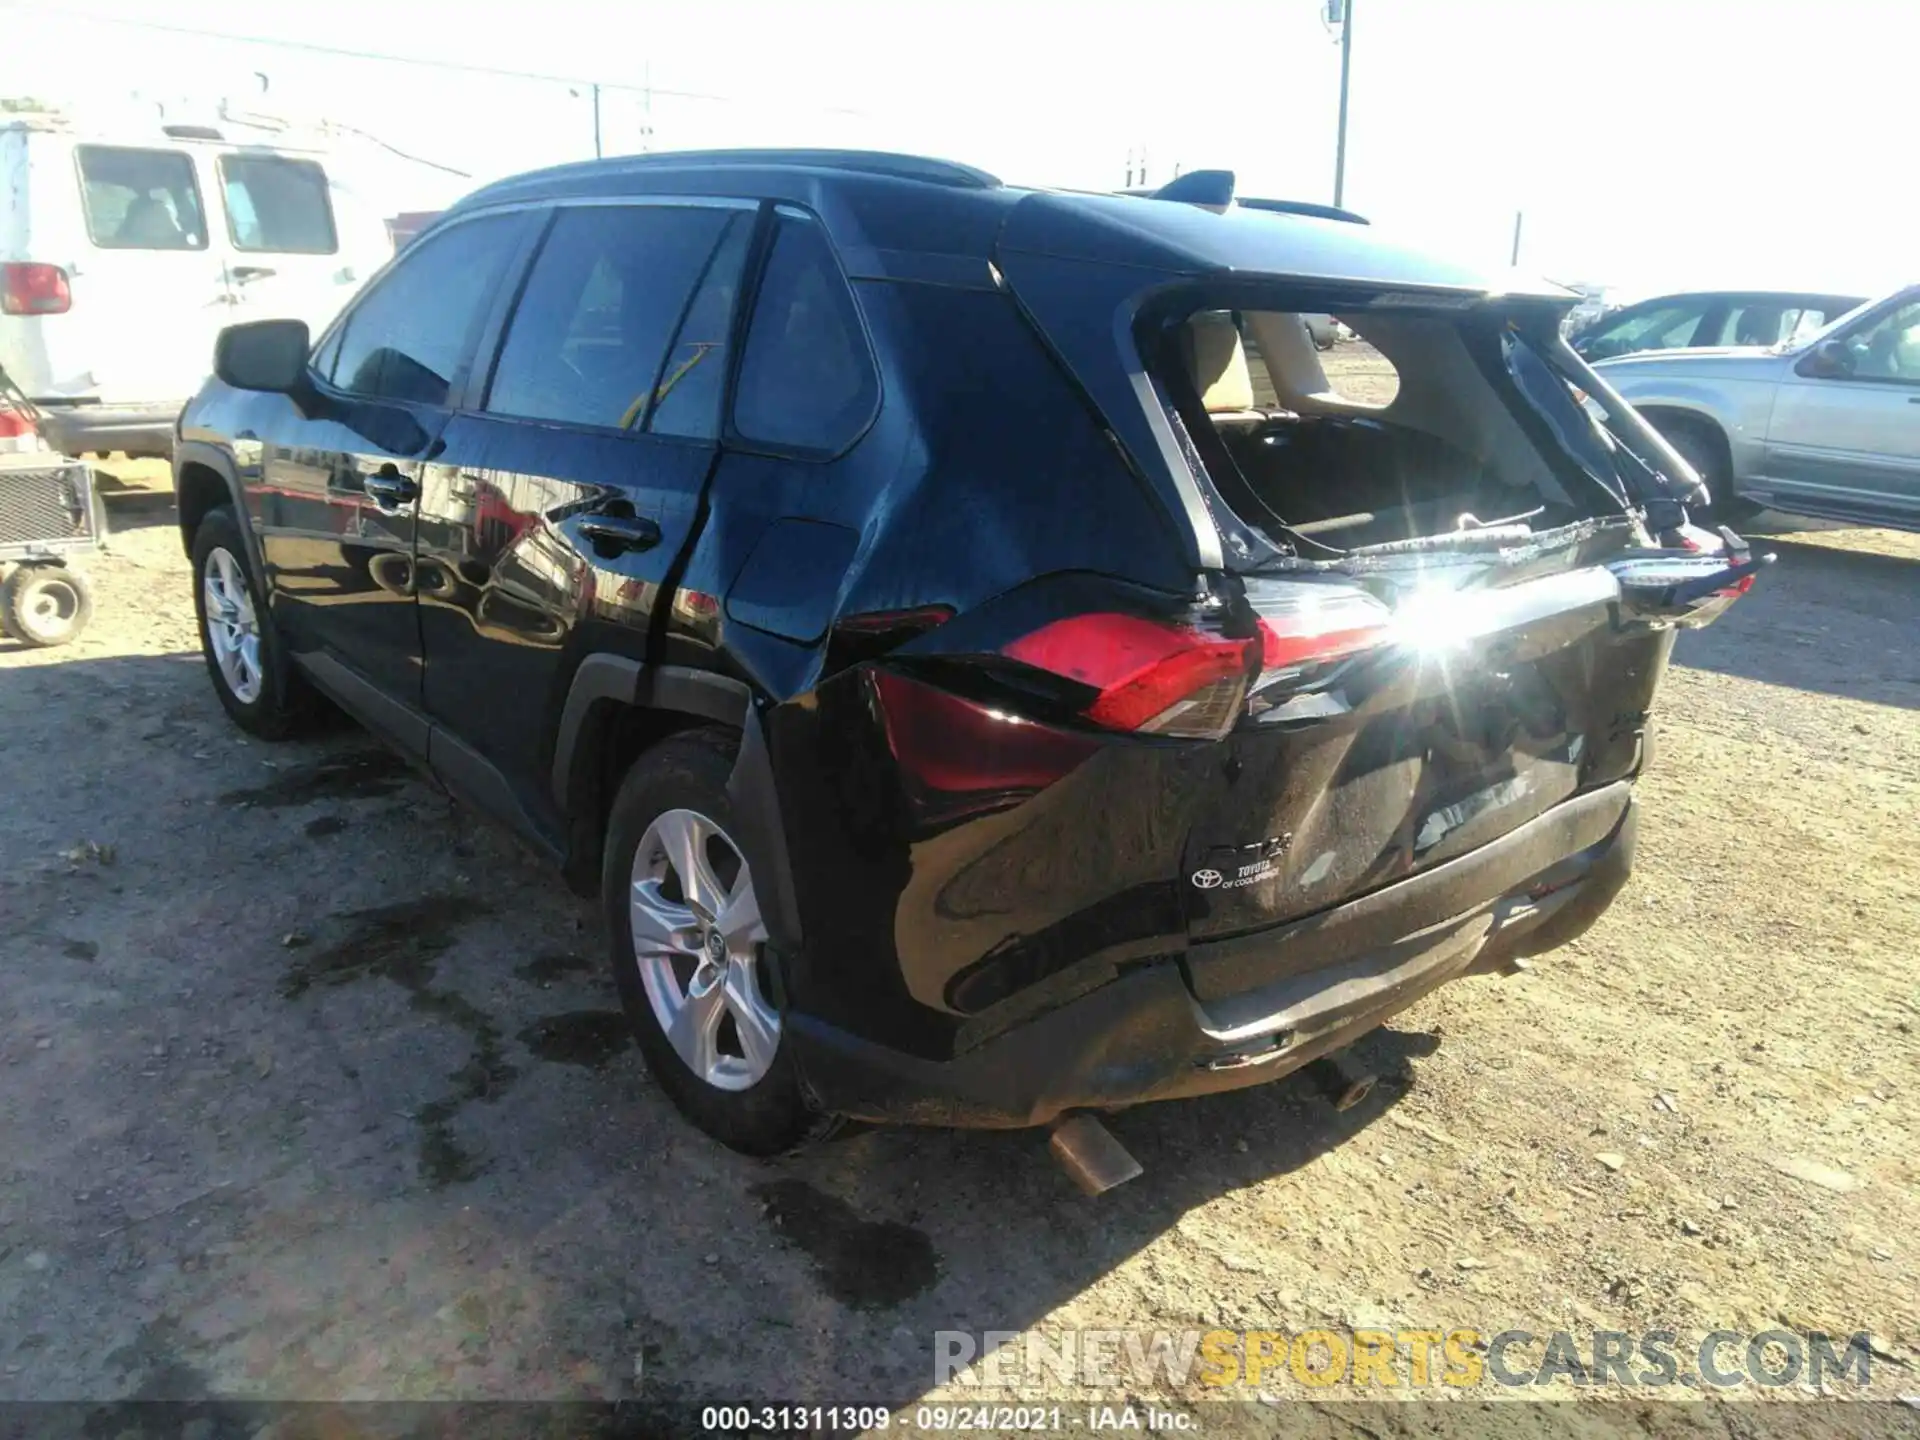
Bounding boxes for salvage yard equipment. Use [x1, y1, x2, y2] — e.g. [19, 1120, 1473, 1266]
[0, 454, 103, 645]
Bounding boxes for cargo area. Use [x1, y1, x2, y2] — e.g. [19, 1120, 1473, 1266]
[1157, 300, 1644, 558]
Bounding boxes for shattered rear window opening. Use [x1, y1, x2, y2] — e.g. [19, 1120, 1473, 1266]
[1151, 297, 1664, 563]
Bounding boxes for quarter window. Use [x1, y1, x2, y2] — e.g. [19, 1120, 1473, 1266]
[220, 154, 338, 254]
[732, 215, 878, 455]
[76, 146, 206, 251]
[485, 205, 736, 430]
[328, 213, 523, 406]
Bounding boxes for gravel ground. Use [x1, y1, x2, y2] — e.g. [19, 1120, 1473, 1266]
[0, 456, 1915, 1433]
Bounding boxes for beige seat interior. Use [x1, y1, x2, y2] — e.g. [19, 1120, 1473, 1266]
[1180, 312, 1265, 429]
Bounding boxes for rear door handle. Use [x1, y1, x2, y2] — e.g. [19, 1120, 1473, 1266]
[231, 265, 277, 284]
[363, 472, 419, 507]
[577, 515, 662, 554]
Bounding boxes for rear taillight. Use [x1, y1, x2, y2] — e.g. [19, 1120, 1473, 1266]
[2, 263, 71, 316]
[1252, 589, 1393, 675]
[1607, 549, 1769, 629]
[0, 407, 34, 438]
[1002, 612, 1256, 739]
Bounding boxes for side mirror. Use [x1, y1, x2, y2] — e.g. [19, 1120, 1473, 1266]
[1795, 338, 1854, 380]
[213, 318, 312, 394]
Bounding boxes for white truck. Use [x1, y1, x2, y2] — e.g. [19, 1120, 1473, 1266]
[0, 104, 395, 460]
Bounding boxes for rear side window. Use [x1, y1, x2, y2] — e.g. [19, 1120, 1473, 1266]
[76, 146, 206, 250]
[220, 154, 337, 254]
[328, 213, 522, 406]
[649, 215, 754, 440]
[732, 215, 877, 454]
[485, 205, 735, 430]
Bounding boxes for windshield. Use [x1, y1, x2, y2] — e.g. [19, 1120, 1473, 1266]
[1789, 289, 1915, 354]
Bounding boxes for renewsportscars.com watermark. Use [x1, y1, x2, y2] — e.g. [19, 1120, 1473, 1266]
[935, 1327, 1885, 1393]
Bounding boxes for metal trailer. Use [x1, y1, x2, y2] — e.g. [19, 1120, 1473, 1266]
[0, 454, 104, 646]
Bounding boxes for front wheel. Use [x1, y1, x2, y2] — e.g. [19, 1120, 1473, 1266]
[1, 565, 92, 647]
[190, 507, 312, 739]
[602, 728, 834, 1155]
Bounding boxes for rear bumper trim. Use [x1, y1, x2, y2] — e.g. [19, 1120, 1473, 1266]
[789, 786, 1637, 1128]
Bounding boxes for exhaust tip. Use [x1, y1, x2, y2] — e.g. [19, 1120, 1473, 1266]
[1308, 1052, 1378, 1112]
[1049, 1113, 1144, 1196]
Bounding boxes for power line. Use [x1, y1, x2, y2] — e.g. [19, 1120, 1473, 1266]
[2, 5, 871, 116]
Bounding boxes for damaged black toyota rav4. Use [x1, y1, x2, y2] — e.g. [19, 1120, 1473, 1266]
[175, 152, 1761, 1158]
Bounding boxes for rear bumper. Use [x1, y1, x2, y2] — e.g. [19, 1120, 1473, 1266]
[789, 782, 1636, 1128]
[34, 402, 181, 460]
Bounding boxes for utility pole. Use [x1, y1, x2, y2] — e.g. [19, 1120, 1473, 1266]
[1331, 0, 1354, 207]
[592, 82, 603, 158]
[1510, 210, 1524, 265]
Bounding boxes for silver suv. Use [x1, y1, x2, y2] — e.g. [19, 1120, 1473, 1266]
[1595, 285, 1920, 531]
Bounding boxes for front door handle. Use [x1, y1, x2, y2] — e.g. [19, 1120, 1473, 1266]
[363, 471, 419, 507]
[577, 515, 662, 555]
[231, 265, 277, 284]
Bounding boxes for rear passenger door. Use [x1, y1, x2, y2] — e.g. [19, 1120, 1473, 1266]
[415, 199, 757, 828]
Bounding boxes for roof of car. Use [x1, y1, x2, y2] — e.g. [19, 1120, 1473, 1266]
[452, 148, 1569, 300]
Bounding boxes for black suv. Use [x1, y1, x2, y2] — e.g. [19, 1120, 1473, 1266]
[176, 152, 1759, 1155]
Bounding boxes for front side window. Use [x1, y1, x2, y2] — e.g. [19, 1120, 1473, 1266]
[220, 154, 337, 254]
[485, 204, 736, 430]
[1841, 300, 1920, 383]
[328, 213, 522, 406]
[76, 146, 206, 251]
[732, 214, 878, 455]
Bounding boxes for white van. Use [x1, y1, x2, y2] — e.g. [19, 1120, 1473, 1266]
[0, 108, 393, 459]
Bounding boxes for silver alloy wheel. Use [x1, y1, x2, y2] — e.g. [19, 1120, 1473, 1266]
[629, 807, 779, 1091]
[203, 546, 263, 705]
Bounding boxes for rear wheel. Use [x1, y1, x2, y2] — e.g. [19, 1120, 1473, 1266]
[190, 507, 311, 738]
[1653, 415, 1761, 525]
[602, 729, 831, 1155]
[1, 565, 92, 647]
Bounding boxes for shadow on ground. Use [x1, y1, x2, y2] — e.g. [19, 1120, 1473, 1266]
[0, 646, 1445, 1418]
[1670, 530, 1917, 708]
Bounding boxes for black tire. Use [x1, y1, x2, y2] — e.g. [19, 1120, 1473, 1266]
[602, 728, 834, 1156]
[190, 506, 312, 739]
[1654, 416, 1761, 525]
[1, 565, 92, 647]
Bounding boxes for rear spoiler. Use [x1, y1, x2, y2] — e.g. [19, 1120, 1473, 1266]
[1120, 170, 1370, 225]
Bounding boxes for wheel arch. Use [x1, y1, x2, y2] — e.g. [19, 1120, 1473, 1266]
[173, 442, 260, 571]
[1634, 404, 1734, 486]
[554, 659, 804, 957]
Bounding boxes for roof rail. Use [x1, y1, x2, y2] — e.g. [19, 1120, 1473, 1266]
[608, 149, 1001, 190]
[1122, 170, 1370, 225]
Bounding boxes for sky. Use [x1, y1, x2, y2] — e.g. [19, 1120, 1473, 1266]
[2, 0, 1914, 302]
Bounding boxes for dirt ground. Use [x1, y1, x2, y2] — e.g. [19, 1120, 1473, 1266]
[0, 446, 1915, 1434]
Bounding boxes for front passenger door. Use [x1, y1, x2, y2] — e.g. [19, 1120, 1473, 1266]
[1764, 297, 1920, 520]
[253, 211, 531, 714]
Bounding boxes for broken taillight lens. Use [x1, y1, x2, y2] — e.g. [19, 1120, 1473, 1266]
[1245, 581, 1394, 690]
[1002, 612, 1256, 739]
